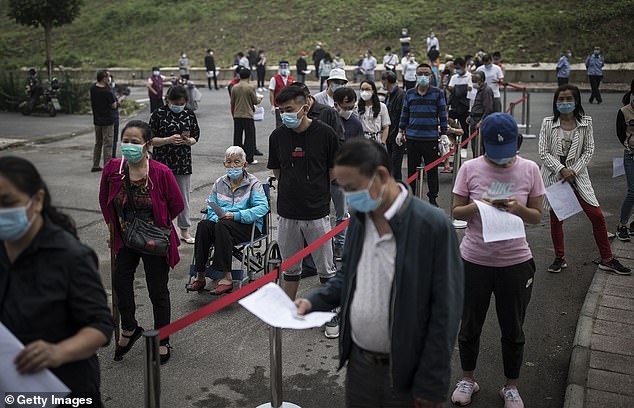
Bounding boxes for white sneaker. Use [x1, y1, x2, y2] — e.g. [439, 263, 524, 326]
[499, 386, 524, 408]
[451, 378, 479, 406]
[324, 315, 339, 338]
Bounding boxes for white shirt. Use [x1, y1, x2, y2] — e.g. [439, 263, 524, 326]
[239, 56, 250, 68]
[476, 64, 504, 98]
[268, 75, 289, 92]
[313, 90, 334, 107]
[448, 72, 473, 89]
[427, 36, 440, 52]
[360, 103, 390, 138]
[402, 60, 419, 81]
[350, 184, 408, 353]
[383, 54, 398, 69]
[362, 57, 377, 73]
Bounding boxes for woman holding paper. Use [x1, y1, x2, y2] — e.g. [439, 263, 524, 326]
[186, 146, 269, 295]
[0, 157, 112, 399]
[616, 78, 634, 241]
[538, 84, 630, 275]
[450, 113, 545, 407]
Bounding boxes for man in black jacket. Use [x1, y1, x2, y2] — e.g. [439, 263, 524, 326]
[204, 49, 218, 90]
[381, 71, 406, 180]
[296, 139, 463, 407]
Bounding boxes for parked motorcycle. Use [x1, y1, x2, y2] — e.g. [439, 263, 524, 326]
[20, 75, 61, 117]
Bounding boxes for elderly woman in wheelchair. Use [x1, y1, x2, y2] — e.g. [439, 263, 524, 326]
[186, 146, 269, 295]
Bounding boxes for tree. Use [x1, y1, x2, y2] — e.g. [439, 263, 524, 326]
[7, 0, 83, 80]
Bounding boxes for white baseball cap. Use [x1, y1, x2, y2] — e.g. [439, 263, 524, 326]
[327, 68, 348, 83]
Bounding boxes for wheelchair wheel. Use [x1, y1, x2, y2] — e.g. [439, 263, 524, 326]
[263, 241, 281, 275]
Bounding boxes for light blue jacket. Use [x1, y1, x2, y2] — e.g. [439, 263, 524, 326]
[585, 54, 604, 76]
[206, 172, 269, 232]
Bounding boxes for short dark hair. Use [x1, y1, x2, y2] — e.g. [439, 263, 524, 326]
[417, 63, 432, 70]
[96, 69, 108, 82]
[166, 85, 188, 102]
[122, 119, 153, 142]
[381, 71, 397, 84]
[151, 66, 160, 71]
[288, 82, 310, 97]
[333, 87, 357, 104]
[334, 138, 392, 177]
[275, 86, 307, 106]
[482, 54, 492, 63]
[237, 52, 244, 58]
[453, 57, 465, 67]
[385, 46, 392, 51]
[238, 67, 250, 79]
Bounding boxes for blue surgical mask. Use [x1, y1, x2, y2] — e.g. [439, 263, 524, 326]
[280, 69, 290, 76]
[487, 156, 515, 165]
[0, 200, 35, 241]
[152, 70, 160, 76]
[416, 75, 430, 86]
[455, 69, 464, 75]
[556, 102, 575, 114]
[121, 143, 146, 163]
[330, 83, 343, 92]
[226, 168, 244, 180]
[344, 174, 384, 213]
[281, 107, 305, 129]
[169, 104, 185, 114]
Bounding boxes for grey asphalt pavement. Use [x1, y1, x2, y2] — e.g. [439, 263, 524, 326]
[0, 86, 631, 408]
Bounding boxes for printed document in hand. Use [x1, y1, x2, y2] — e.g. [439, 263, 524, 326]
[239, 283, 335, 329]
[474, 200, 526, 243]
[545, 180, 583, 221]
[0, 322, 70, 396]
[613, 157, 625, 178]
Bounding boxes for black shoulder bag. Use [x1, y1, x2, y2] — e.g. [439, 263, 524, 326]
[122, 164, 171, 257]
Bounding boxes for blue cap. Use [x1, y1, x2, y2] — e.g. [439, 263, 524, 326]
[480, 113, 518, 159]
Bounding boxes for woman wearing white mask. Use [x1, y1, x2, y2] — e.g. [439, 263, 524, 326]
[358, 80, 390, 146]
[538, 84, 630, 275]
[186, 146, 269, 295]
[149, 85, 200, 244]
[99, 120, 184, 364]
[1, 156, 112, 404]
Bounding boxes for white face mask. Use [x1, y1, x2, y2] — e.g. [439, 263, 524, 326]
[360, 91, 373, 101]
[338, 109, 353, 120]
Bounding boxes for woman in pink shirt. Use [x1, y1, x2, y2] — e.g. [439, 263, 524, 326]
[450, 113, 545, 408]
[99, 120, 184, 365]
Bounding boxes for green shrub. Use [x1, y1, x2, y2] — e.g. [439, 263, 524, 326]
[56, 72, 91, 114]
[0, 71, 27, 112]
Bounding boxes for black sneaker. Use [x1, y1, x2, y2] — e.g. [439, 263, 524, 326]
[429, 197, 439, 207]
[334, 246, 344, 261]
[599, 258, 632, 275]
[629, 221, 634, 236]
[547, 257, 567, 273]
[616, 226, 631, 242]
[254, 149, 264, 156]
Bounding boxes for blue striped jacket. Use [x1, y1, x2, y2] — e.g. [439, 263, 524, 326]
[206, 171, 269, 232]
[399, 86, 448, 140]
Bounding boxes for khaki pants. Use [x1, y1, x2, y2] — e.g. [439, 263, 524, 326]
[93, 125, 114, 168]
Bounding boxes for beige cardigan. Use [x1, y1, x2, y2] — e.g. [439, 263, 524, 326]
[538, 115, 599, 209]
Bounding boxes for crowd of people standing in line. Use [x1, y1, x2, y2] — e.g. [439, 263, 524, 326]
[5, 26, 630, 407]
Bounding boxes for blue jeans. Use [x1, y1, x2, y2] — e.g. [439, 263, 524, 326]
[331, 181, 348, 248]
[620, 150, 634, 224]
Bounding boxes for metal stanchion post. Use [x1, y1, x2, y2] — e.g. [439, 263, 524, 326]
[416, 166, 425, 200]
[143, 330, 161, 408]
[524, 91, 536, 139]
[503, 84, 507, 113]
[521, 88, 526, 127]
[451, 136, 467, 229]
[256, 260, 301, 408]
[475, 130, 482, 158]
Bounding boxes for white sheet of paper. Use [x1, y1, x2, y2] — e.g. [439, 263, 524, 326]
[613, 157, 625, 178]
[239, 283, 335, 329]
[0, 323, 70, 396]
[545, 180, 583, 221]
[474, 200, 526, 243]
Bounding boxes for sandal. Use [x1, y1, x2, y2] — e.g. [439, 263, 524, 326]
[211, 283, 233, 295]
[114, 326, 144, 361]
[160, 343, 172, 365]
[185, 279, 206, 292]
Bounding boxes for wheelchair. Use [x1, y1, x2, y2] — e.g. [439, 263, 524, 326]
[186, 176, 281, 292]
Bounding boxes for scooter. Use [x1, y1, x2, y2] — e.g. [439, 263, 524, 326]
[20, 77, 61, 117]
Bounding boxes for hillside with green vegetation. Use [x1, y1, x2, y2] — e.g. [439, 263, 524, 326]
[1, 0, 633, 71]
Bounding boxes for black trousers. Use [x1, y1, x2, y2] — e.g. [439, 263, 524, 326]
[449, 110, 470, 144]
[114, 246, 170, 345]
[458, 259, 535, 379]
[346, 344, 412, 407]
[233, 118, 256, 162]
[386, 127, 405, 180]
[150, 98, 163, 113]
[194, 219, 255, 273]
[406, 138, 440, 199]
[257, 67, 266, 89]
[207, 75, 218, 90]
[557, 77, 569, 86]
[589, 75, 603, 103]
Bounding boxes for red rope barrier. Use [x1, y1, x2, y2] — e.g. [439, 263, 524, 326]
[505, 82, 526, 91]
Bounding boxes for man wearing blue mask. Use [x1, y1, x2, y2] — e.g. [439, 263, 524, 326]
[585, 46, 605, 104]
[267, 86, 339, 305]
[295, 138, 463, 408]
[268, 61, 295, 128]
[398, 63, 448, 206]
[314, 68, 348, 107]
